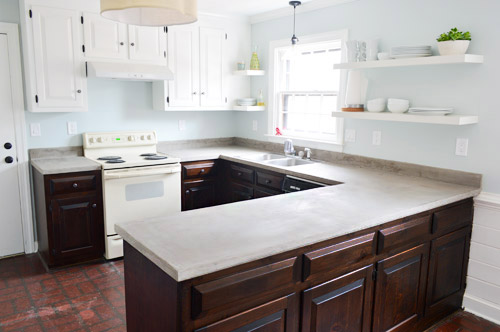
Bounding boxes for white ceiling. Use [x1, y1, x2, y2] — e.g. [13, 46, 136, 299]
[198, 0, 315, 17]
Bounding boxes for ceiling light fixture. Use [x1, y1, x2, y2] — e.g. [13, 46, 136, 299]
[100, 0, 198, 27]
[289, 1, 301, 45]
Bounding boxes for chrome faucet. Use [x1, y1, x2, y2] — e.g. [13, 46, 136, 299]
[284, 139, 295, 156]
[304, 148, 311, 160]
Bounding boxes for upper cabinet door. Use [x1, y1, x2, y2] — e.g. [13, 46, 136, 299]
[83, 12, 128, 60]
[128, 25, 167, 64]
[199, 27, 226, 107]
[167, 25, 200, 107]
[31, 6, 86, 109]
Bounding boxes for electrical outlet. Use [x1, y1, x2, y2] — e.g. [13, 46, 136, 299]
[345, 129, 356, 143]
[456, 138, 469, 156]
[178, 120, 186, 131]
[372, 131, 382, 146]
[30, 123, 41, 137]
[67, 121, 77, 135]
[252, 120, 258, 131]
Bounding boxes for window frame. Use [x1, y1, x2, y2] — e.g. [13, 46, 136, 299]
[267, 30, 348, 150]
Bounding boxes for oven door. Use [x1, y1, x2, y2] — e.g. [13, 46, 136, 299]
[103, 163, 181, 237]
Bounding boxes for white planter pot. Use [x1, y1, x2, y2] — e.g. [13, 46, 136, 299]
[437, 40, 470, 56]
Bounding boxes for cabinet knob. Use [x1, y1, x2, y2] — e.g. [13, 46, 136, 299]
[201, 92, 206, 95]
[5, 156, 14, 164]
[185, 190, 190, 195]
[77, 90, 82, 94]
[92, 203, 97, 208]
[247, 196, 252, 199]
[4, 142, 12, 150]
[130, 42, 135, 46]
[237, 172, 242, 176]
[266, 180, 272, 184]
[72, 183, 78, 188]
[200, 169, 205, 173]
[120, 42, 124, 46]
[193, 92, 198, 95]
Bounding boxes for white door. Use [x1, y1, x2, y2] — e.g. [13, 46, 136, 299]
[167, 25, 200, 107]
[128, 25, 167, 64]
[31, 6, 86, 110]
[0, 34, 24, 258]
[83, 12, 128, 60]
[199, 27, 226, 107]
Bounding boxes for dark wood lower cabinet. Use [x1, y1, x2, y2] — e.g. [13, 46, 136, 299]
[195, 294, 299, 332]
[183, 179, 217, 211]
[302, 265, 374, 332]
[123, 199, 474, 332]
[229, 182, 254, 202]
[372, 244, 429, 332]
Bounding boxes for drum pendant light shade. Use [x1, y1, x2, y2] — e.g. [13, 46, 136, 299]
[101, 0, 198, 27]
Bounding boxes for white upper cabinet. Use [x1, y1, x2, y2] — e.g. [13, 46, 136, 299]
[199, 27, 225, 107]
[128, 25, 167, 64]
[167, 25, 200, 107]
[30, 5, 86, 111]
[83, 12, 128, 60]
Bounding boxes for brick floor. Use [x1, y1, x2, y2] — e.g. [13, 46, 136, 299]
[1, 254, 499, 332]
[0, 255, 125, 332]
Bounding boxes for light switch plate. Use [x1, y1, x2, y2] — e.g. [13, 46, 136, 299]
[372, 131, 382, 146]
[67, 121, 77, 135]
[30, 123, 41, 137]
[252, 120, 258, 131]
[345, 129, 356, 143]
[178, 120, 186, 131]
[456, 138, 469, 156]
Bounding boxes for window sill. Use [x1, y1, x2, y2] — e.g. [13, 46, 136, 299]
[264, 134, 344, 153]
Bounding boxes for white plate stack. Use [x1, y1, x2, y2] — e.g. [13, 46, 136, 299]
[237, 98, 257, 106]
[390, 45, 432, 58]
[408, 107, 454, 116]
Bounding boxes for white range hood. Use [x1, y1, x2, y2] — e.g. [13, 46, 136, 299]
[86, 61, 174, 81]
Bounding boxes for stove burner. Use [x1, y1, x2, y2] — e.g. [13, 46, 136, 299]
[144, 155, 168, 160]
[140, 153, 157, 157]
[106, 159, 126, 164]
[98, 156, 122, 161]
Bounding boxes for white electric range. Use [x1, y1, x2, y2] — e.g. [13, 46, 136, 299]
[83, 131, 181, 259]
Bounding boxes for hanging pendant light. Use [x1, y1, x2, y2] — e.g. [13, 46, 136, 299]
[100, 0, 198, 27]
[289, 1, 301, 45]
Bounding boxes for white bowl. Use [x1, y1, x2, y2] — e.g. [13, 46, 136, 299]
[367, 98, 386, 112]
[388, 99, 410, 113]
[388, 98, 410, 105]
[437, 40, 470, 56]
[377, 52, 390, 60]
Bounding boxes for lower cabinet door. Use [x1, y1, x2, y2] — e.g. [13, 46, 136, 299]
[195, 293, 299, 332]
[50, 194, 104, 264]
[302, 265, 374, 332]
[372, 244, 429, 332]
[425, 227, 471, 318]
[183, 179, 217, 211]
[229, 182, 254, 203]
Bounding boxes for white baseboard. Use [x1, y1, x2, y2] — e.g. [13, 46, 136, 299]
[464, 294, 500, 325]
[475, 192, 500, 210]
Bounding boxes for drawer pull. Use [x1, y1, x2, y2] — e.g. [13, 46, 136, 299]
[92, 204, 97, 208]
[200, 169, 205, 173]
[73, 183, 78, 188]
[266, 180, 272, 184]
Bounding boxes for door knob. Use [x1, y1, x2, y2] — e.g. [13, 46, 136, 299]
[4, 142, 12, 150]
[77, 90, 82, 93]
[5, 156, 14, 164]
[131, 42, 135, 46]
[120, 42, 124, 46]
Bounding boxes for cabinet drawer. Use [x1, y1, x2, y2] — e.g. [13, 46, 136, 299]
[256, 171, 284, 191]
[255, 188, 282, 199]
[49, 174, 97, 196]
[378, 216, 431, 254]
[183, 161, 217, 179]
[432, 201, 473, 235]
[192, 257, 298, 318]
[229, 164, 254, 184]
[303, 233, 376, 281]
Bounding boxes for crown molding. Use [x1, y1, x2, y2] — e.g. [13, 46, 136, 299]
[250, 0, 358, 25]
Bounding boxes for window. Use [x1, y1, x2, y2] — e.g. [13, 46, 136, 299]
[269, 31, 346, 143]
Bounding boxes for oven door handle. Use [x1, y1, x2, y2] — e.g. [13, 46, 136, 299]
[104, 165, 181, 180]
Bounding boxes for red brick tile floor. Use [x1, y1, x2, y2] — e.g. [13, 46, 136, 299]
[1, 254, 499, 332]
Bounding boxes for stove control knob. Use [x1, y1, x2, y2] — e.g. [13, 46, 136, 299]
[147, 135, 153, 140]
[89, 137, 95, 144]
[140, 135, 146, 141]
[97, 137, 104, 143]
[128, 136, 136, 142]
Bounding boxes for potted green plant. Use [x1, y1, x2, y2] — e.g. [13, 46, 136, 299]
[437, 28, 471, 56]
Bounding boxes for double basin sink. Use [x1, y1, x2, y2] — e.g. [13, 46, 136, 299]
[240, 153, 315, 167]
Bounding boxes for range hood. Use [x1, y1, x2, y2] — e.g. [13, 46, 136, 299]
[86, 61, 173, 81]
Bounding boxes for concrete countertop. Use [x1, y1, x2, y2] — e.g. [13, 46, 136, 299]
[31, 157, 101, 175]
[116, 145, 481, 282]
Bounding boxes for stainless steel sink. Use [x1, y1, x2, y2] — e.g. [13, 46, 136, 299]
[241, 153, 286, 162]
[264, 158, 314, 167]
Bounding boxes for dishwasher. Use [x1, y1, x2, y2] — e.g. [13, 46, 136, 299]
[282, 175, 328, 193]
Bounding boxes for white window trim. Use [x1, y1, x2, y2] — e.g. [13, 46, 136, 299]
[267, 29, 349, 151]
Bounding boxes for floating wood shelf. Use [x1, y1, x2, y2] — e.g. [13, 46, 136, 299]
[331, 111, 479, 126]
[334, 54, 484, 70]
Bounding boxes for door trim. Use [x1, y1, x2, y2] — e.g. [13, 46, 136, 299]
[0, 22, 35, 254]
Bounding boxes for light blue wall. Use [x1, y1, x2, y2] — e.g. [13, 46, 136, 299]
[1, 0, 236, 149]
[237, 0, 500, 193]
